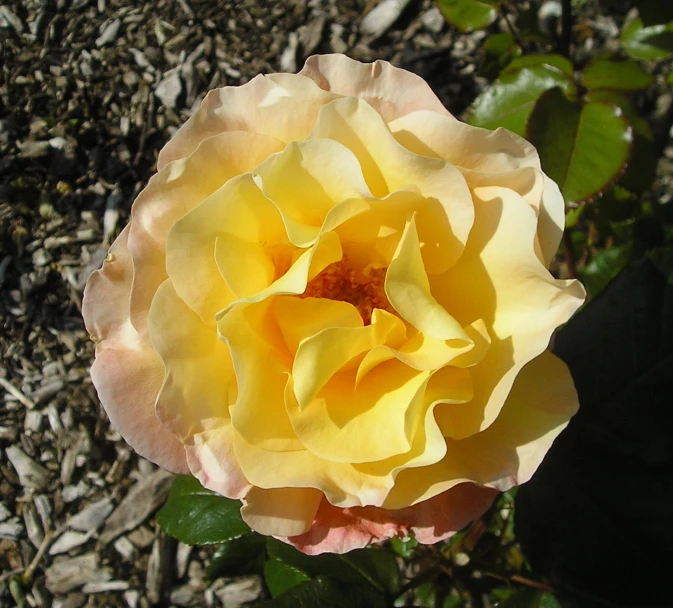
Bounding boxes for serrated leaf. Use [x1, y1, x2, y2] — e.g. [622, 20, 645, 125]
[526, 87, 632, 204]
[516, 256, 673, 606]
[468, 65, 576, 136]
[437, 0, 498, 32]
[582, 56, 654, 91]
[621, 15, 673, 61]
[207, 533, 266, 580]
[266, 539, 399, 595]
[264, 557, 311, 598]
[586, 89, 656, 192]
[157, 475, 250, 545]
[256, 576, 387, 608]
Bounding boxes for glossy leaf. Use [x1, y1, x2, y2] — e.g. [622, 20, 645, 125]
[437, 0, 499, 32]
[581, 56, 654, 91]
[257, 576, 386, 608]
[516, 255, 673, 606]
[586, 90, 656, 193]
[579, 245, 632, 298]
[526, 87, 632, 204]
[207, 533, 266, 580]
[157, 475, 250, 545]
[468, 65, 576, 136]
[504, 54, 574, 78]
[479, 33, 521, 80]
[266, 539, 400, 596]
[264, 557, 311, 598]
[621, 15, 673, 61]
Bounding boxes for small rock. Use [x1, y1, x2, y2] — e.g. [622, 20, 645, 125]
[215, 576, 263, 608]
[0, 502, 11, 522]
[420, 7, 445, 33]
[123, 589, 140, 608]
[23, 502, 44, 548]
[49, 530, 92, 555]
[62, 480, 89, 503]
[99, 469, 173, 544]
[299, 15, 326, 57]
[17, 140, 50, 159]
[280, 31, 299, 73]
[45, 553, 112, 594]
[114, 536, 136, 559]
[361, 0, 413, 38]
[96, 19, 121, 48]
[6, 445, 51, 491]
[127, 526, 155, 549]
[0, 6, 24, 34]
[0, 517, 23, 540]
[155, 68, 182, 109]
[82, 580, 130, 593]
[176, 542, 192, 579]
[67, 497, 113, 532]
[170, 584, 198, 606]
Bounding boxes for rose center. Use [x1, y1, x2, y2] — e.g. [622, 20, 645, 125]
[302, 257, 392, 325]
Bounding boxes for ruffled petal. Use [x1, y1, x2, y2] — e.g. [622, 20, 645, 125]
[157, 73, 338, 169]
[283, 483, 497, 555]
[383, 351, 580, 508]
[430, 186, 585, 439]
[299, 54, 450, 123]
[83, 227, 187, 473]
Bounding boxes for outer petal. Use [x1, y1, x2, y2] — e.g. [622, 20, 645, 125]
[283, 483, 497, 555]
[431, 186, 585, 439]
[241, 486, 323, 537]
[390, 111, 564, 267]
[157, 73, 338, 169]
[383, 351, 580, 508]
[185, 424, 250, 500]
[83, 227, 187, 473]
[299, 54, 451, 123]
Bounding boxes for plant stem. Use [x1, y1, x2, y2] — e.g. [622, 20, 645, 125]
[502, 4, 525, 50]
[563, 230, 578, 279]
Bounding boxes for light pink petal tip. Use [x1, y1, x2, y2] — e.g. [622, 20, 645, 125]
[283, 483, 498, 555]
[299, 54, 451, 122]
[83, 227, 188, 474]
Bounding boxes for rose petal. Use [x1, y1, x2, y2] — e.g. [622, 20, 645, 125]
[383, 351, 580, 507]
[241, 486, 324, 537]
[299, 54, 450, 123]
[430, 186, 585, 439]
[185, 425, 250, 500]
[83, 227, 187, 473]
[149, 280, 236, 440]
[283, 483, 498, 555]
[157, 73, 338, 169]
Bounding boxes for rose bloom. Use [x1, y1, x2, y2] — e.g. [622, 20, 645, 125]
[84, 54, 585, 554]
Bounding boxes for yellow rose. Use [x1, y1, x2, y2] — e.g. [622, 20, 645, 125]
[83, 54, 585, 554]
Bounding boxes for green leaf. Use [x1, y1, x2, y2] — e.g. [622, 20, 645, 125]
[468, 66, 576, 136]
[498, 588, 561, 608]
[581, 56, 654, 91]
[389, 535, 419, 558]
[585, 90, 656, 192]
[479, 33, 522, 80]
[207, 533, 266, 580]
[256, 577, 387, 608]
[504, 54, 574, 78]
[157, 475, 250, 545]
[264, 557, 311, 598]
[266, 539, 399, 596]
[621, 15, 673, 61]
[517, 256, 673, 606]
[437, 0, 499, 32]
[579, 245, 633, 297]
[526, 87, 632, 204]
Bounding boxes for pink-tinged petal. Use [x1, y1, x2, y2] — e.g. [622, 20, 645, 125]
[282, 483, 497, 555]
[185, 425, 250, 500]
[157, 74, 337, 169]
[299, 54, 450, 123]
[83, 227, 187, 474]
[241, 486, 324, 537]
